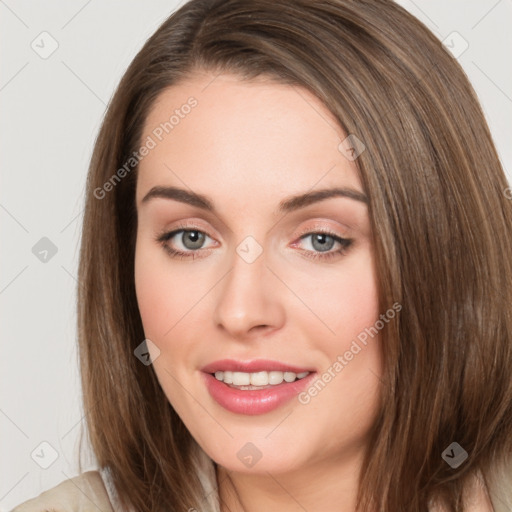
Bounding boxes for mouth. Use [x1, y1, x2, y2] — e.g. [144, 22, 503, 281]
[200, 359, 316, 415]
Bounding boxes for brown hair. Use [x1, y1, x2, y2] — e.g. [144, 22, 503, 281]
[77, 0, 512, 510]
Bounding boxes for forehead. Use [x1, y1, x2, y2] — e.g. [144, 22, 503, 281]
[136, 72, 363, 212]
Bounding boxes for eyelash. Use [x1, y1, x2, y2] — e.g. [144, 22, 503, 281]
[155, 224, 353, 262]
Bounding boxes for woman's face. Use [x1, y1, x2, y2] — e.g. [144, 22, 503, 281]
[134, 72, 383, 476]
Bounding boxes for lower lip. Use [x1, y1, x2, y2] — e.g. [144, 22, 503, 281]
[202, 372, 316, 415]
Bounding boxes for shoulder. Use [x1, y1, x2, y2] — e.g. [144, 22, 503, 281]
[11, 471, 113, 512]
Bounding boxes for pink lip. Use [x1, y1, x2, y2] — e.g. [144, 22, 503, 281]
[200, 359, 316, 415]
[201, 358, 314, 374]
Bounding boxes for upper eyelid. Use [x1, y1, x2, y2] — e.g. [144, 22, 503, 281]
[164, 218, 352, 237]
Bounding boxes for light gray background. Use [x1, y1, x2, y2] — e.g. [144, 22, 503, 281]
[1, 0, 511, 509]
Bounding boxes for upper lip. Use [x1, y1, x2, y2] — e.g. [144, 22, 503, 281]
[201, 359, 314, 374]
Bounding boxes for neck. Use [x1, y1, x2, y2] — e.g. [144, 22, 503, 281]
[216, 451, 365, 512]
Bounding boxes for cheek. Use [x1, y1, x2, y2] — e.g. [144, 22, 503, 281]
[337, 250, 379, 336]
[292, 246, 379, 344]
[135, 242, 167, 339]
[134, 239, 185, 348]
[290, 245, 382, 414]
[134, 240, 203, 340]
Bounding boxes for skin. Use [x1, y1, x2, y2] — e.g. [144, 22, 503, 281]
[134, 71, 384, 512]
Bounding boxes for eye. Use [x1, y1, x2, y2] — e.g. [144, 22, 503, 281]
[156, 227, 215, 260]
[293, 230, 353, 261]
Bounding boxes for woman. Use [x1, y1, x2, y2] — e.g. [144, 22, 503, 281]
[13, 0, 512, 511]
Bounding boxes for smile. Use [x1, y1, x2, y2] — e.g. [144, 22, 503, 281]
[201, 359, 317, 415]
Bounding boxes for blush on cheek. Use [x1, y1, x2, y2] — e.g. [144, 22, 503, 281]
[135, 246, 171, 341]
[135, 245, 204, 345]
[136, 286, 174, 342]
[307, 276, 378, 345]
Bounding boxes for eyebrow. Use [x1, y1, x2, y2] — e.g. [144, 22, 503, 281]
[140, 185, 368, 214]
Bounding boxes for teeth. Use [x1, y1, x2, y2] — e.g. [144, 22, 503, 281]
[268, 371, 283, 385]
[213, 370, 310, 386]
[250, 371, 268, 386]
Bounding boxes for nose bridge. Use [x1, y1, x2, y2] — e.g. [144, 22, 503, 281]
[213, 235, 284, 337]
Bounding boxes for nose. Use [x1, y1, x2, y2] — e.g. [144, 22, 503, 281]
[212, 243, 285, 340]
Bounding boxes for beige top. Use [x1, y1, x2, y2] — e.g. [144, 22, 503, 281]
[10, 468, 505, 512]
[11, 471, 115, 512]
